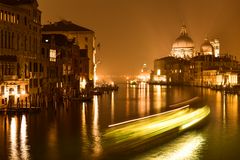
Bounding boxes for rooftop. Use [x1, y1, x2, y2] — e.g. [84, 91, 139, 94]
[42, 20, 93, 32]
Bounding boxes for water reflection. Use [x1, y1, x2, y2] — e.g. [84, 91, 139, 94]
[9, 115, 30, 160]
[20, 115, 30, 160]
[1, 85, 240, 159]
[81, 102, 88, 150]
[111, 92, 115, 123]
[47, 118, 58, 159]
[92, 96, 102, 157]
[136, 132, 206, 160]
[10, 117, 17, 160]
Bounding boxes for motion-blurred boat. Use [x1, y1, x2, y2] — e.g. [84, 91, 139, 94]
[103, 97, 210, 154]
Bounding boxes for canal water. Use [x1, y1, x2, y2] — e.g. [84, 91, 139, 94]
[0, 84, 240, 160]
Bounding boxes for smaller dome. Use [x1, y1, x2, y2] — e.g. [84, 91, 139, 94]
[200, 38, 214, 54]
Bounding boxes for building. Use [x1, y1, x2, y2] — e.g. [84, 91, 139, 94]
[151, 56, 190, 85]
[202, 69, 238, 87]
[191, 54, 239, 86]
[200, 38, 214, 56]
[0, 0, 41, 107]
[171, 25, 195, 59]
[151, 25, 240, 87]
[42, 20, 96, 87]
[41, 34, 89, 98]
[210, 39, 220, 57]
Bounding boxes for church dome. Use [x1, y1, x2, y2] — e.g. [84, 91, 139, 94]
[172, 25, 194, 48]
[200, 38, 214, 54]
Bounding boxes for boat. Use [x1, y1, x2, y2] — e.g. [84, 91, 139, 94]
[103, 97, 210, 154]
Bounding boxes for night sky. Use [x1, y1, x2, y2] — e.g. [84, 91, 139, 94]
[39, 0, 240, 76]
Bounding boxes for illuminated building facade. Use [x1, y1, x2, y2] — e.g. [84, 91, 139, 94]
[202, 69, 238, 86]
[151, 57, 190, 84]
[171, 25, 195, 59]
[42, 20, 96, 87]
[152, 24, 240, 87]
[210, 39, 220, 57]
[41, 34, 89, 98]
[0, 0, 41, 106]
[190, 54, 239, 86]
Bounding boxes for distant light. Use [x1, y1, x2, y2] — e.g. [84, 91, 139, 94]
[45, 39, 49, 43]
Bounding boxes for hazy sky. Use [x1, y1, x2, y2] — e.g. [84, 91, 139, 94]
[39, 0, 240, 76]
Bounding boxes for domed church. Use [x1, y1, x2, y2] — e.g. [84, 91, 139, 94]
[171, 25, 195, 59]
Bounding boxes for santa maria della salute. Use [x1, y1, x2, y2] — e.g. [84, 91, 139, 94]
[171, 25, 220, 59]
[151, 25, 239, 88]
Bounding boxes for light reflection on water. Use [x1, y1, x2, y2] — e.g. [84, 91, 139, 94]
[1, 84, 240, 159]
[135, 131, 206, 160]
[20, 115, 30, 160]
[10, 117, 17, 160]
[9, 115, 30, 160]
[92, 96, 102, 157]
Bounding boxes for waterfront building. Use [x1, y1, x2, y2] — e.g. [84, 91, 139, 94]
[152, 25, 239, 87]
[0, 0, 41, 107]
[202, 69, 238, 87]
[171, 25, 195, 59]
[41, 34, 89, 98]
[191, 54, 239, 86]
[151, 56, 190, 85]
[42, 20, 96, 87]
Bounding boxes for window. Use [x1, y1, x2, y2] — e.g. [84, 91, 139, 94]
[0, 11, 3, 20]
[39, 63, 43, 72]
[50, 49, 56, 62]
[29, 79, 33, 88]
[8, 32, 10, 49]
[29, 62, 32, 72]
[1, 86, 4, 94]
[1, 30, 3, 48]
[4, 64, 15, 75]
[11, 32, 14, 49]
[33, 63, 38, 72]
[16, 15, 19, 24]
[17, 85, 20, 94]
[4, 11, 6, 21]
[8, 12, 10, 22]
[63, 64, 67, 75]
[25, 85, 28, 93]
[17, 34, 19, 50]
[33, 79, 38, 87]
[5, 31, 7, 48]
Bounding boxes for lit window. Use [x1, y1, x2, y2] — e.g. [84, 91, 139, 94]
[49, 49, 56, 62]
[157, 69, 161, 76]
